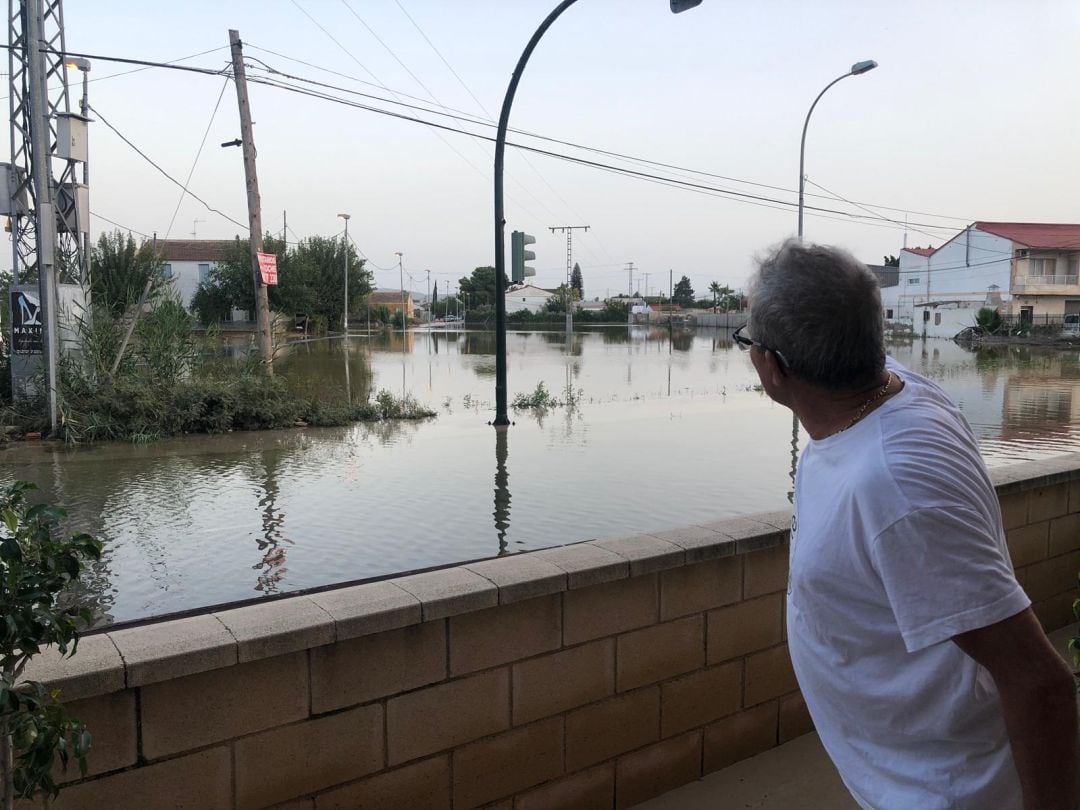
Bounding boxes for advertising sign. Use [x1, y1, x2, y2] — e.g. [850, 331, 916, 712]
[257, 252, 278, 285]
[10, 289, 43, 355]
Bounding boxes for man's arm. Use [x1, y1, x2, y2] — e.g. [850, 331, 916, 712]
[953, 608, 1078, 810]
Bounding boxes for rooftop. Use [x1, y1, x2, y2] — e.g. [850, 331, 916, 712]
[902, 246, 936, 257]
[974, 221, 1080, 250]
[156, 239, 237, 262]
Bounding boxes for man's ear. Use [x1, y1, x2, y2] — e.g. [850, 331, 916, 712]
[764, 350, 787, 388]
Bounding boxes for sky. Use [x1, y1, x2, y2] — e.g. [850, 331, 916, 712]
[32, 0, 1080, 300]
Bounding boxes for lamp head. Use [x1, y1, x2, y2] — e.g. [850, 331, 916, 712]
[670, 0, 703, 12]
[850, 59, 878, 75]
[64, 57, 91, 72]
[337, 213, 351, 221]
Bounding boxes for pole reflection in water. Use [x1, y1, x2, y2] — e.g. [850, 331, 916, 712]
[494, 425, 511, 553]
[343, 336, 351, 407]
[254, 451, 292, 593]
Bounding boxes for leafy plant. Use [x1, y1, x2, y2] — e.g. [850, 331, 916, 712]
[0, 482, 102, 807]
[975, 307, 1003, 335]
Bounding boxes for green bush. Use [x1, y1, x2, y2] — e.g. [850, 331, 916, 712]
[975, 307, 1003, 334]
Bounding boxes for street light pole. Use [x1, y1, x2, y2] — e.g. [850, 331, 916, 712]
[797, 60, 877, 239]
[338, 213, 350, 334]
[492, 0, 703, 426]
[64, 57, 91, 285]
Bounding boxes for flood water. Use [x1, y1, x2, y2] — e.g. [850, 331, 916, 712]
[4, 326, 1080, 625]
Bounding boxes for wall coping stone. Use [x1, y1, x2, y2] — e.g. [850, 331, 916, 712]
[22, 452, 1080, 702]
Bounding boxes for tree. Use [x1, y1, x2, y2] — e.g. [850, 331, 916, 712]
[457, 266, 509, 307]
[883, 255, 900, 268]
[544, 284, 572, 314]
[0, 481, 102, 808]
[431, 281, 438, 316]
[91, 230, 167, 319]
[672, 275, 695, 308]
[570, 263, 583, 300]
[189, 235, 371, 330]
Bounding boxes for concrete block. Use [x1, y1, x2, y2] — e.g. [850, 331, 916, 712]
[751, 510, 794, 534]
[450, 594, 561, 676]
[311, 620, 445, 714]
[779, 692, 814, 742]
[1022, 550, 1080, 603]
[513, 763, 614, 810]
[58, 690, 136, 782]
[1007, 522, 1050, 568]
[215, 596, 334, 663]
[614, 730, 701, 809]
[513, 639, 615, 725]
[745, 645, 798, 707]
[309, 580, 421, 642]
[648, 525, 735, 563]
[315, 755, 450, 810]
[50, 747, 231, 810]
[590, 535, 685, 576]
[108, 614, 237, 688]
[698, 516, 787, 555]
[660, 556, 742, 621]
[565, 686, 659, 771]
[387, 668, 510, 765]
[1034, 591, 1077, 633]
[564, 574, 658, 646]
[707, 593, 784, 664]
[1050, 513, 1080, 556]
[703, 701, 778, 774]
[999, 491, 1030, 531]
[534, 542, 629, 589]
[743, 545, 789, 599]
[661, 662, 741, 738]
[616, 616, 704, 692]
[465, 554, 567, 603]
[141, 651, 308, 758]
[452, 717, 564, 808]
[1070, 480, 1080, 515]
[20, 633, 124, 702]
[235, 704, 383, 810]
[392, 567, 498, 621]
[1030, 483, 1070, 523]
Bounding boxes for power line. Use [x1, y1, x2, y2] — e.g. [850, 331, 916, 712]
[164, 76, 231, 239]
[88, 102, 249, 231]
[90, 210, 151, 239]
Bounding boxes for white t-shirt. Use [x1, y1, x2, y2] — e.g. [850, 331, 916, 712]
[788, 358, 1031, 810]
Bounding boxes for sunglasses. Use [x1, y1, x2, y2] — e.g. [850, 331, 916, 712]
[733, 324, 790, 372]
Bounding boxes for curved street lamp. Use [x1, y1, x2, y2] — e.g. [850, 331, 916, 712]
[338, 213, 351, 333]
[797, 59, 878, 239]
[492, 0, 704, 426]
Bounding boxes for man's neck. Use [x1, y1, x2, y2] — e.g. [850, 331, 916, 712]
[787, 370, 899, 440]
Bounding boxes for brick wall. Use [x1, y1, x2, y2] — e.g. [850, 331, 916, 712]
[17, 455, 1080, 810]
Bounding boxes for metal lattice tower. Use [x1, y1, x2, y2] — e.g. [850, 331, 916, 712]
[8, 0, 84, 286]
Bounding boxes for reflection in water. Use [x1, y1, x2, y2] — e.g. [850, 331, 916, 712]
[494, 426, 510, 553]
[7, 329, 1080, 625]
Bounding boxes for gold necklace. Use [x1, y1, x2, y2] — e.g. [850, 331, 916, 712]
[832, 371, 894, 437]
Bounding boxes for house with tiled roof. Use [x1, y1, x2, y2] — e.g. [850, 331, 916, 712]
[157, 239, 239, 312]
[881, 222, 1080, 336]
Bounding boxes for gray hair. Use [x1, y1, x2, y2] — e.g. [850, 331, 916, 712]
[747, 239, 885, 391]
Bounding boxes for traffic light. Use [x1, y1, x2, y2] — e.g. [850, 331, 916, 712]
[511, 231, 536, 283]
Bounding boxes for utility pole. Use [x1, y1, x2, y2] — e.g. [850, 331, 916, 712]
[229, 29, 274, 370]
[191, 218, 203, 239]
[283, 210, 287, 243]
[549, 225, 589, 333]
[626, 262, 635, 298]
[643, 272, 651, 303]
[669, 269, 674, 329]
[426, 269, 431, 325]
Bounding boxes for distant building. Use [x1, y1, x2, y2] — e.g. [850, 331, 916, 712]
[881, 222, 1080, 337]
[505, 284, 556, 313]
[369, 290, 415, 317]
[157, 239, 235, 310]
[866, 263, 898, 288]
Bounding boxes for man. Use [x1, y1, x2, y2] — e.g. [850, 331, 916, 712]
[739, 240, 1078, 809]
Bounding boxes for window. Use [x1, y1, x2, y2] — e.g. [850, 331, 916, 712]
[923, 310, 930, 323]
[908, 277, 920, 285]
[885, 308, 893, 319]
[934, 313, 941, 325]
[198, 263, 210, 283]
[162, 263, 173, 279]
[1031, 258, 1057, 277]
[1069, 257, 1079, 279]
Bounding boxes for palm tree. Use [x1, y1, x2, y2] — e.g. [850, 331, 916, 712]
[709, 281, 723, 313]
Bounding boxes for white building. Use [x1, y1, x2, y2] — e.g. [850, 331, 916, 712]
[158, 239, 236, 310]
[881, 221, 1080, 337]
[505, 284, 556, 313]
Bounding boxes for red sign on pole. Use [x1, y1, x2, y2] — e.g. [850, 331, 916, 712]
[257, 252, 278, 285]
